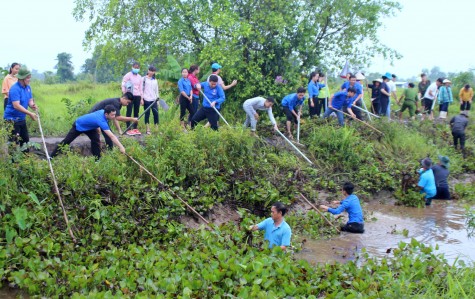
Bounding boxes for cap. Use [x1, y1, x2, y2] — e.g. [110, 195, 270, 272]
[211, 63, 222, 70]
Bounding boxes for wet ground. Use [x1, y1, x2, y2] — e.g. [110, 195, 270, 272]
[296, 199, 475, 265]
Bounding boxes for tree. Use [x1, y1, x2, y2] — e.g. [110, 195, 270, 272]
[55, 52, 75, 83]
[74, 0, 401, 99]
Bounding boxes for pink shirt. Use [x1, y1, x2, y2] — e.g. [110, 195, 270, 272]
[2, 74, 18, 98]
[142, 77, 159, 101]
[121, 72, 143, 97]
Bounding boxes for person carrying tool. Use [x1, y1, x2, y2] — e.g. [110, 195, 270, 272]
[322, 87, 357, 126]
[191, 75, 225, 130]
[320, 182, 364, 233]
[51, 105, 126, 159]
[242, 96, 278, 136]
[281, 87, 306, 139]
[341, 74, 364, 120]
[249, 202, 292, 250]
[89, 92, 136, 149]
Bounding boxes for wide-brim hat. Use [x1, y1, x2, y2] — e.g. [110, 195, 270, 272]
[438, 155, 450, 167]
[382, 72, 392, 79]
[17, 66, 31, 80]
[355, 72, 365, 80]
[443, 79, 451, 84]
[373, 78, 383, 83]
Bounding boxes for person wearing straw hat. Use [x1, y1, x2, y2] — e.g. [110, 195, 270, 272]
[368, 78, 382, 115]
[249, 202, 292, 250]
[432, 156, 450, 199]
[320, 182, 364, 233]
[51, 105, 126, 159]
[437, 79, 453, 119]
[450, 111, 469, 151]
[417, 158, 437, 206]
[3, 66, 37, 148]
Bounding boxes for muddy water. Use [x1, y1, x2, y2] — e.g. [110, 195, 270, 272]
[297, 200, 475, 265]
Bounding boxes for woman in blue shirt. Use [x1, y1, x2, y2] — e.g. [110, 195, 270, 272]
[308, 72, 319, 118]
[178, 68, 194, 130]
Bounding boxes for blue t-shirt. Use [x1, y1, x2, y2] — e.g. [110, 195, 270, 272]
[331, 91, 354, 110]
[308, 81, 319, 98]
[281, 93, 305, 111]
[178, 77, 192, 96]
[200, 81, 225, 109]
[341, 81, 363, 96]
[257, 217, 292, 248]
[75, 110, 111, 132]
[328, 194, 364, 224]
[418, 169, 437, 198]
[3, 82, 33, 121]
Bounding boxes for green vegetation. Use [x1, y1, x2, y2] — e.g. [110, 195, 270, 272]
[1, 81, 474, 297]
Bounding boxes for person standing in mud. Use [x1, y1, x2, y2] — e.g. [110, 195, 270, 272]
[417, 158, 437, 206]
[319, 182, 365, 233]
[249, 202, 292, 250]
[281, 87, 306, 139]
[432, 156, 450, 200]
[242, 96, 278, 136]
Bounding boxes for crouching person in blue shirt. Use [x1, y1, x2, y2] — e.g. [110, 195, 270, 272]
[249, 202, 292, 250]
[50, 105, 126, 159]
[418, 158, 437, 206]
[320, 182, 365, 233]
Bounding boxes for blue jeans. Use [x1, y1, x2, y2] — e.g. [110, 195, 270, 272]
[323, 107, 345, 126]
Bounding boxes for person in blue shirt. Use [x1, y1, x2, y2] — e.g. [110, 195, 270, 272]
[322, 87, 357, 126]
[320, 182, 365, 233]
[249, 202, 292, 250]
[281, 87, 306, 139]
[3, 66, 37, 148]
[178, 68, 194, 130]
[51, 105, 126, 159]
[308, 72, 320, 118]
[418, 158, 437, 206]
[191, 75, 225, 130]
[341, 75, 364, 120]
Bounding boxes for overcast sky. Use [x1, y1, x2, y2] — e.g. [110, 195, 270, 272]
[1, 0, 472, 78]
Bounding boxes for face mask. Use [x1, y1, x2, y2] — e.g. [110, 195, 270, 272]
[132, 68, 140, 74]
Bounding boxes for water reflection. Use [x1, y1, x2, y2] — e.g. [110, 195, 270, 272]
[296, 200, 475, 264]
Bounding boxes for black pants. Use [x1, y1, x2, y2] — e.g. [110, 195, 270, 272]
[380, 97, 389, 116]
[452, 131, 466, 149]
[423, 98, 433, 114]
[143, 100, 159, 125]
[316, 97, 326, 117]
[51, 122, 102, 159]
[188, 96, 199, 122]
[309, 96, 318, 118]
[7, 119, 29, 147]
[461, 102, 471, 111]
[3, 98, 8, 110]
[341, 222, 364, 233]
[283, 107, 298, 123]
[126, 95, 141, 129]
[101, 128, 113, 150]
[372, 100, 381, 115]
[434, 186, 450, 199]
[191, 107, 219, 130]
[179, 95, 195, 122]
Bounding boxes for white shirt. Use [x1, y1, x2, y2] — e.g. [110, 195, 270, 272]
[243, 97, 276, 125]
[387, 81, 397, 93]
[424, 82, 438, 100]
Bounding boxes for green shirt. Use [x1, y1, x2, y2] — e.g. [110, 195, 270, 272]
[418, 81, 431, 96]
[403, 88, 418, 102]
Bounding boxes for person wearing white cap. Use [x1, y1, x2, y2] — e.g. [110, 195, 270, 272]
[437, 79, 453, 119]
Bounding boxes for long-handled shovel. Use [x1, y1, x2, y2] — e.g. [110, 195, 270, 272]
[122, 97, 160, 135]
[299, 193, 340, 233]
[352, 105, 380, 118]
[199, 90, 231, 128]
[125, 154, 211, 227]
[330, 107, 384, 135]
[275, 129, 313, 165]
[36, 110, 77, 243]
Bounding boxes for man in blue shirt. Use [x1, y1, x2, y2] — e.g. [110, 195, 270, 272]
[281, 87, 306, 139]
[322, 87, 357, 126]
[320, 182, 364, 233]
[51, 105, 126, 159]
[249, 202, 292, 250]
[191, 75, 225, 130]
[341, 75, 364, 120]
[418, 158, 437, 206]
[3, 66, 37, 148]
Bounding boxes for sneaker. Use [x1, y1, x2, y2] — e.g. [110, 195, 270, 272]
[125, 130, 136, 136]
[132, 129, 142, 135]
